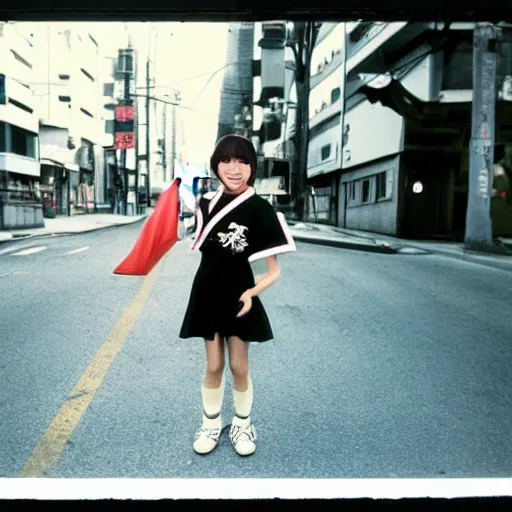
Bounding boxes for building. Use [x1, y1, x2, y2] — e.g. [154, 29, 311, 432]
[251, 21, 294, 209]
[0, 21, 42, 229]
[304, 22, 346, 224]
[339, 21, 512, 239]
[27, 22, 120, 217]
[258, 20, 512, 238]
[217, 22, 254, 141]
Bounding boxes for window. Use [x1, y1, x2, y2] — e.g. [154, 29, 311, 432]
[59, 95, 71, 102]
[321, 144, 331, 161]
[376, 170, 393, 201]
[59, 74, 70, 80]
[442, 32, 473, 90]
[81, 68, 94, 82]
[10, 49, 32, 69]
[10, 124, 37, 159]
[104, 83, 114, 97]
[331, 87, 341, 104]
[349, 181, 356, 200]
[8, 98, 33, 114]
[361, 178, 370, 203]
[0, 122, 6, 152]
[376, 172, 387, 200]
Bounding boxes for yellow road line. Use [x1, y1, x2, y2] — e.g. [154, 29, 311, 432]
[19, 264, 162, 478]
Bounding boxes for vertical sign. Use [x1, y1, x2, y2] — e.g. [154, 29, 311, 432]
[114, 105, 135, 150]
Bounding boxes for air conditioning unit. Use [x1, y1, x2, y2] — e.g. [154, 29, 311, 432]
[117, 49, 135, 75]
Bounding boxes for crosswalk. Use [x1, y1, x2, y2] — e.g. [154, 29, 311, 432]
[0, 244, 91, 257]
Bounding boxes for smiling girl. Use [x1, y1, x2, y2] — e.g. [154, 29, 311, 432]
[179, 134, 296, 457]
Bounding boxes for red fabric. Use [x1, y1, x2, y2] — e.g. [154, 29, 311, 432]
[113, 178, 180, 276]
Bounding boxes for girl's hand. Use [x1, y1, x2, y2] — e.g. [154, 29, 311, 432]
[236, 291, 253, 318]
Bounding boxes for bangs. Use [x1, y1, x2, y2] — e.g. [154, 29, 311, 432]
[210, 134, 257, 186]
[213, 135, 255, 164]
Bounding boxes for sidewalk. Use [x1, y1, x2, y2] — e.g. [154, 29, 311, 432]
[288, 221, 512, 272]
[0, 212, 149, 242]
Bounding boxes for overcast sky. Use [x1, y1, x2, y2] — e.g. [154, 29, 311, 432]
[127, 22, 230, 165]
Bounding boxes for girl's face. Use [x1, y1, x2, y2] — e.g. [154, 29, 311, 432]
[217, 156, 252, 193]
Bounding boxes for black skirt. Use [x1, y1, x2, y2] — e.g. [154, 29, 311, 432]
[179, 251, 274, 342]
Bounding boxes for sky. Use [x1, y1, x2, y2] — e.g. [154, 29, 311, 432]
[127, 22, 230, 165]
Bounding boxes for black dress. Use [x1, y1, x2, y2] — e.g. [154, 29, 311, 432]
[179, 186, 296, 342]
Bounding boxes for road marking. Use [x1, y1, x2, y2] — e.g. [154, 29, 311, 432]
[11, 246, 48, 256]
[0, 270, 31, 278]
[65, 246, 90, 255]
[19, 262, 163, 478]
[0, 243, 38, 255]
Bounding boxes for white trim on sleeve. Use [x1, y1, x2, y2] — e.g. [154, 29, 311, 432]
[247, 211, 297, 262]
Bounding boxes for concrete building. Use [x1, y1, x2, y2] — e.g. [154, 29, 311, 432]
[217, 22, 254, 141]
[28, 22, 119, 217]
[0, 21, 42, 229]
[339, 21, 512, 239]
[259, 20, 512, 238]
[251, 21, 295, 209]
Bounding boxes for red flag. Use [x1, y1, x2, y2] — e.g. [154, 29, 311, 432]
[113, 178, 181, 276]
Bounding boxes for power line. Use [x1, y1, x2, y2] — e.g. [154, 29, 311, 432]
[184, 61, 249, 108]
[135, 61, 244, 91]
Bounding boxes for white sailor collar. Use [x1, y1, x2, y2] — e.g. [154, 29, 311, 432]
[191, 185, 255, 251]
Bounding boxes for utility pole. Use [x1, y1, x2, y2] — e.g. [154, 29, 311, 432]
[162, 101, 167, 182]
[464, 22, 502, 252]
[145, 58, 151, 207]
[171, 92, 178, 180]
[121, 61, 131, 216]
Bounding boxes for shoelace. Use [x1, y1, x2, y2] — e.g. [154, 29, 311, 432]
[195, 427, 221, 441]
[230, 424, 255, 445]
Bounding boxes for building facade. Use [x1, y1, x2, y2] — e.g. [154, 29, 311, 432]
[217, 22, 254, 141]
[339, 21, 512, 239]
[0, 21, 42, 229]
[255, 20, 512, 238]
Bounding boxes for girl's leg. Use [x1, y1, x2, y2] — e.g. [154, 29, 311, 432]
[193, 333, 226, 455]
[227, 336, 256, 456]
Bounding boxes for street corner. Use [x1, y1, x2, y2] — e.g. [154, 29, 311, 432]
[290, 231, 399, 254]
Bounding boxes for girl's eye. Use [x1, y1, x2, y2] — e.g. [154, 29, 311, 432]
[238, 159, 249, 165]
[220, 158, 230, 163]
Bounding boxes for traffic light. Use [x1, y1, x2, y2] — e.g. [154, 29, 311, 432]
[0, 74, 5, 105]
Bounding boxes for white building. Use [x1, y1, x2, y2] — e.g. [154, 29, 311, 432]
[27, 22, 116, 216]
[339, 21, 512, 239]
[258, 20, 512, 238]
[0, 21, 42, 229]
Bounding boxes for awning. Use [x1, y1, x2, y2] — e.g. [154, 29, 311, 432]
[40, 159, 79, 172]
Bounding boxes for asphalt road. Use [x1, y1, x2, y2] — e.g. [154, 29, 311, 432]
[0, 223, 511, 480]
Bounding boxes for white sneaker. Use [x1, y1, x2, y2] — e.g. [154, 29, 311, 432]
[229, 415, 256, 457]
[193, 416, 222, 455]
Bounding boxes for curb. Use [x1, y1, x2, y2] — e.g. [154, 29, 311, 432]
[0, 216, 147, 244]
[291, 233, 397, 254]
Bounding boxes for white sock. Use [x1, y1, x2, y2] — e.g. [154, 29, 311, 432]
[201, 414, 221, 429]
[233, 376, 253, 419]
[201, 376, 225, 419]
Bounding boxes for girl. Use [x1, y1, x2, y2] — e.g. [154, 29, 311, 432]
[179, 134, 296, 457]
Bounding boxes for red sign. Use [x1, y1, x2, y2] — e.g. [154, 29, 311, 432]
[115, 106, 135, 122]
[114, 132, 135, 150]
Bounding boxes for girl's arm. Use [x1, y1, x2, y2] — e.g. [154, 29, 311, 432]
[237, 256, 281, 318]
[248, 255, 281, 298]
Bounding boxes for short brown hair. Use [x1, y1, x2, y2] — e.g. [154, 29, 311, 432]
[210, 134, 257, 186]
